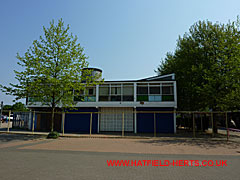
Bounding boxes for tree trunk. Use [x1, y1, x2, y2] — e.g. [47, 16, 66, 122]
[212, 107, 218, 134]
[51, 107, 55, 132]
[213, 113, 218, 134]
[212, 104, 218, 134]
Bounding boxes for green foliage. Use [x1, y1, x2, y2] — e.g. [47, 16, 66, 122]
[2, 105, 12, 111]
[0, 19, 102, 131]
[12, 102, 28, 111]
[157, 17, 240, 111]
[3, 102, 28, 111]
[47, 131, 60, 139]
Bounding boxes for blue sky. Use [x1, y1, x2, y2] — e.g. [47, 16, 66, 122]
[1, 0, 240, 104]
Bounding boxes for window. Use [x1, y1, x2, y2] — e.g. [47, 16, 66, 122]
[149, 84, 161, 102]
[110, 96, 121, 101]
[136, 83, 174, 102]
[150, 87, 160, 94]
[123, 85, 133, 95]
[97, 82, 175, 102]
[137, 86, 148, 94]
[99, 86, 109, 95]
[123, 84, 134, 101]
[162, 83, 174, 101]
[99, 85, 110, 101]
[88, 88, 94, 95]
[162, 86, 173, 95]
[111, 87, 121, 95]
[74, 87, 96, 102]
[110, 84, 121, 101]
[137, 84, 148, 101]
[85, 87, 96, 102]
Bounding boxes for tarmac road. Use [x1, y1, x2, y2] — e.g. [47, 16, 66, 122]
[0, 134, 239, 180]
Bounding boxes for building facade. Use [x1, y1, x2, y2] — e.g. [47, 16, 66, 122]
[27, 69, 177, 134]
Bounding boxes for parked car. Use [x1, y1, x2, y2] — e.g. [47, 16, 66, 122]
[1, 114, 13, 122]
[1, 115, 8, 122]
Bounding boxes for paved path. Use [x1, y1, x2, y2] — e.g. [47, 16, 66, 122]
[19, 137, 240, 155]
[0, 134, 239, 180]
[1, 128, 240, 141]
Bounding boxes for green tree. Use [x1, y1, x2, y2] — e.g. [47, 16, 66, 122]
[2, 105, 12, 111]
[12, 102, 28, 111]
[157, 18, 240, 112]
[157, 18, 240, 133]
[0, 19, 102, 132]
[2, 102, 28, 111]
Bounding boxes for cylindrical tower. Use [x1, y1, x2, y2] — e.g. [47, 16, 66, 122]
[82, 67, 102, 81]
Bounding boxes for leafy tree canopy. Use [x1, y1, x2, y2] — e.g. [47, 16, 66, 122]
[2, 102, 28, 112]
[12, 102, 28, 111]
[157, 17, 240, 111]
[2, 105, 12, 111]
[0, 19, 102, 131]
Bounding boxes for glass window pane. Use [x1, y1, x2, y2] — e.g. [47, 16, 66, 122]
[110, 96, 121, 101]
[137, 86, 148, 94]
[111, 87, 121, 95]
[99, 96, 109, 101]
[123, 86, 133, 95]
[88, 88, 93, 95]
[150, 87, 160, 94]
[149, 95, 162, 102]
[86, 87, 95, 95]
[162, 86, 173, 95]
[123, 96, 134, 101]
[99, 87, 109, 95]
[137, 95, 148, 101]
[162, 95, 174, 101]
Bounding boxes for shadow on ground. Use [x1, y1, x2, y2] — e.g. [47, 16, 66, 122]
[1, 129, 239, 151]
[136, 138, 240, 150]
[0, 133, 44, 143]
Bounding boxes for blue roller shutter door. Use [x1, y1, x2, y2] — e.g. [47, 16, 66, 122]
[137, 107, 174, 133]
[65, 108, 98, 133]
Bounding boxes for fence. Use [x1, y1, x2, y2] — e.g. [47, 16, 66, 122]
[176, 112, 235, 140]
[12, 112, 32, 129]
[1, 109, 240, 140]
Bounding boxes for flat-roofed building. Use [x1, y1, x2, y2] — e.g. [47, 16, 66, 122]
[27, 68, 177, 134]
